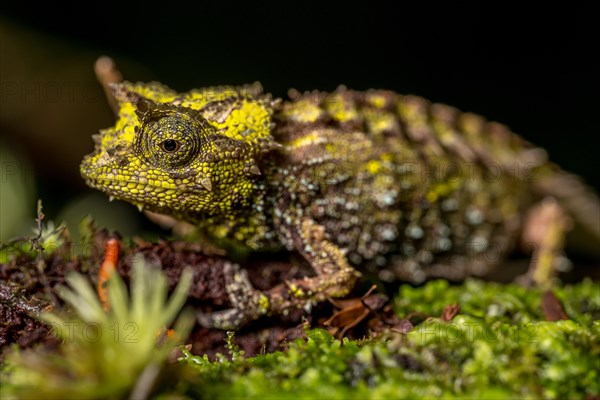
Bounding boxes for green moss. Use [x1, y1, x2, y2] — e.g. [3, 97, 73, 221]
[395, 279, 545, 323]
[173, 280, 599, 399]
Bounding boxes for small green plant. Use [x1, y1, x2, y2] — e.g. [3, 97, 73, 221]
[1, 258, 193, 399]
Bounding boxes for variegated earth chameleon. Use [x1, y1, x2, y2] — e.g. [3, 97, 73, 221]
[81, 58, 599, 329]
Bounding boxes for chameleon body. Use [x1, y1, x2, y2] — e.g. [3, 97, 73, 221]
[81, 81, 599, 328]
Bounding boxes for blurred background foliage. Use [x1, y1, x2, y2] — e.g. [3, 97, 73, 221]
[0, 5, 596, 244]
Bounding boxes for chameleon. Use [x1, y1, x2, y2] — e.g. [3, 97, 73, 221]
[80, 68, 600, 329]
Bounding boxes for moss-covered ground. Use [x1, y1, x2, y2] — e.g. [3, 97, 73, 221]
[0, 216, 598, 399]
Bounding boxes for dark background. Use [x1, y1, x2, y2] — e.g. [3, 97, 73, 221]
[0, 3, 597, 236]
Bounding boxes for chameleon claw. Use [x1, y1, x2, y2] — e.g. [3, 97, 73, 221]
[196, 262, 270, 329]
[197, 308, 257, 330]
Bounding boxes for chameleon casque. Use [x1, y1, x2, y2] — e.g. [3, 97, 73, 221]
[80, 77, 600, 329]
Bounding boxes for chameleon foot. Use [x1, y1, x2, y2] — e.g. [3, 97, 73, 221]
[287, 218, 361, 299]
[197, 262, 269, 330]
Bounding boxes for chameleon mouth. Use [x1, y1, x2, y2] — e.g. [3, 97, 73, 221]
[85, 177, 178, 194]
[81, 158, 184, 195]
[83, 177, 181, 210]
[85, 177, 175, 193]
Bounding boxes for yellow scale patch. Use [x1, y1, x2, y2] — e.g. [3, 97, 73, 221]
[282, 98, 323, 123]
[366, 159, 382, 175]
[289, 131, 325, 148]
[363, 108, 397, 136]
[324, 93, 359, 123]
[426, 179, 462, 203]
[126, 82, 177, 102]
[366, 93, 388, 109]
[214, 101, 272, 143]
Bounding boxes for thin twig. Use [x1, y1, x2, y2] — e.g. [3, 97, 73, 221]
[29, 199, 46, 254]
[30, 200, 58, 305]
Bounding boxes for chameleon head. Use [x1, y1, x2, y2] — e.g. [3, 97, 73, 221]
[80, 81, 279, 218]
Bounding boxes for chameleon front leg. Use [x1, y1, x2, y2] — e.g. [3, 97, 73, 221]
[280, 218, 361, 300]
[197, 218, 361, 329]
[264, 217, 361, 319]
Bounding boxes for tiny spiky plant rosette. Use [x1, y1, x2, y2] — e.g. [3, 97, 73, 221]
[1, 259, 193, 399]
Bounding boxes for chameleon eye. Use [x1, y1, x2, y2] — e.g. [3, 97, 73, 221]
[135, 112, 204, 169]
[161, 139, 180, 152]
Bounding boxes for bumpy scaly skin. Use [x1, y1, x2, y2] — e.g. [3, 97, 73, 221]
[81, 81, 588, 328]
